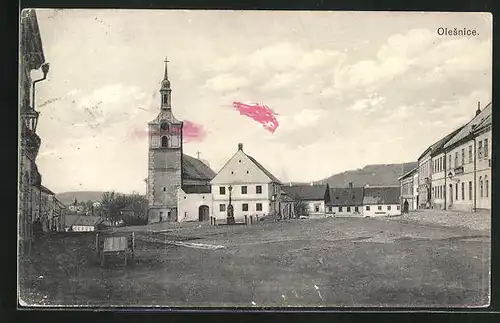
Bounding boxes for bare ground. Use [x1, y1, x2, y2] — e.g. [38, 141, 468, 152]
[19, 210, 491, 308]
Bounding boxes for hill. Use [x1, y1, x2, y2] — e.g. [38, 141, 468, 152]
[56, 191, 107, 205]
[315, 162, 418, 188]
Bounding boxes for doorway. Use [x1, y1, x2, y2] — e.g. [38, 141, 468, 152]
[198, 205, 210, 221]
[449, 184, 453, 208]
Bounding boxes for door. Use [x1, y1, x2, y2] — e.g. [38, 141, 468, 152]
[198, 205, 210, 221]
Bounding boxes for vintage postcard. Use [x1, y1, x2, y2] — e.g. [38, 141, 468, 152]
[18, 9, 492, 308]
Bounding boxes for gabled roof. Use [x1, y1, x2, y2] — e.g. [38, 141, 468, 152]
[362, 186, 400, 205]
[65, 215, 103, 227]
[429, 126, 465, 157]
[398, 167, 418, 181]
[327, 187, 364, 206]
[281, 184, 329, 201]
[181, 185, 212, 194]
[444, 103, 492, 150]
[418, 126, 464, 160]
[182, 154, 216, 181]
[245, 154, 281, 184]
[473, 113, 492, 133]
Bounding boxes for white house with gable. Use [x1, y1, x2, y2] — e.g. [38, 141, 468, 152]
[210, 143, 282, 224]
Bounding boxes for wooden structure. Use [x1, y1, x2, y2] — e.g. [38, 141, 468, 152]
[95, 232, 135, 267]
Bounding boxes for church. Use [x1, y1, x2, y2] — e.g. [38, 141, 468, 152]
[146, 59, 216, 223]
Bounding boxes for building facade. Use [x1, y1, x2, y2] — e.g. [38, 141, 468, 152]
[362, 186, 401, 217]
[417, 149, 432, 208]
[19, 9, 48, 255]
[398, 168, 417, 212]
[210, 143, 282, 224]
[442, 103, 492, 211]
[326, 184, 364, 217]
[177, 185, 213, 222]
[282, 184, 330, 219]
[474, 113, 492, 210]
[146, 60, 215, 223]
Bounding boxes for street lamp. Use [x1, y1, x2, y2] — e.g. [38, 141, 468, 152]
[227, 185, 234, 225]
[32, 63, 50, 111]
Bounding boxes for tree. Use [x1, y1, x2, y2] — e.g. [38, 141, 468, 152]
[293, 200, 309, 218]
[100, 191, 148, 226]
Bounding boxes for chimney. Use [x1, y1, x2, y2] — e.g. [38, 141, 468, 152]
[348, 182, 353, 189]
[476, 101, 481, 116]
[238, 143, 243, 151]
[289, 182, 292, 187]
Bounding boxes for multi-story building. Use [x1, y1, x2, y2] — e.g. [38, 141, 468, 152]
[210, 143, 282, 224]
[282, 184, 330, 219]
[19, 9, 49, 255]
[474, 112, 492, 210]
[398, 167, 417, 211]
[417, 149, 432, 208]
[429, 127, 465, 210]
[442, 103, 492, 211]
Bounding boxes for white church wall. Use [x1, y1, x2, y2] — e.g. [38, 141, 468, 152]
[177, 188, 213, 222]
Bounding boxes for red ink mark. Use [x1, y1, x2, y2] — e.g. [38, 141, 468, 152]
[183, 120, 206, 142]
[130, 120, 206, 142]
[232, 101, 279, 133]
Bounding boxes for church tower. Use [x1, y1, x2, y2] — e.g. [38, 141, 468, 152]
[147, 58, 183, 222]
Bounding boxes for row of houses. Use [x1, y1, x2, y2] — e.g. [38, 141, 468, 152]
[168, 142, 401, 224]
[19, 9, 66, 255]
[147, 60, 402, 224]
[399, 102, 492, 212]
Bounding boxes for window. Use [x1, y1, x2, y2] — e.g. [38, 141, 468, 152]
[163, 187, 166, 192]
[366, 206, 370, 211]
[455, 151, 458, 167]
[387, 205, 391, 211]
[448, 155, 452, 169]
[432, 187, 435, 198]
[354, 206, 359, 212]
[347, 206, 351, 212]
[161, 136, 168, 148]
[314, 204, 320, 212]
[219, 204, 226, 212]
[256, 203, 262, 211]
[484, 139, 489, 158]
[478, 141, 483, 158]
[256, 185, 262, 194]
[242, 203, 248, 211]
[160, 122, 169, 131]
[479, 176, 483, 198]
[461, 148, 465, 165]
[469, 145, 473, 163]
[339, 206, 343, 212]
[397, 205, 401, 210]
[455, 183, 458, 200]
[378, 205, 382, 211]
[485, 176, 489, 197]
[461, 182, 465, 200]
[328, 206, 332, 212]
[220, 187, 226, 195]
[241, 186, 247, 194]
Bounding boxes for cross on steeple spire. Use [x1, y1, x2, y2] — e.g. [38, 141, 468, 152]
[164, 56, 170, 80]
[196, 151, 201, 159]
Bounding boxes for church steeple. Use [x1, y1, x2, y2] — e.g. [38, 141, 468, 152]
[160, 57, 172, 109]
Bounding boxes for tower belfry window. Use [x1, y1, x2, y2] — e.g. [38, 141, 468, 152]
[161, 136, 169, 147]
[160, 122, 169, 132]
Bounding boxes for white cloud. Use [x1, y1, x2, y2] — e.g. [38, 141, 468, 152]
[203, 74, 250, 93]
[292, 109, 323, 127]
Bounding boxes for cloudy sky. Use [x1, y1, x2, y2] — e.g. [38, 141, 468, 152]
[32, 10, 492, 194]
